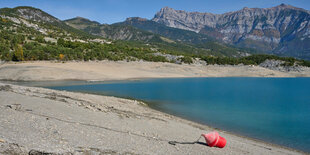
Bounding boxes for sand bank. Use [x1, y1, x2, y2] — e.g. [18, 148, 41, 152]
[0, 61, 309, 82]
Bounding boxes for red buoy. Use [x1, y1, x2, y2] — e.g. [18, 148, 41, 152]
[202, 131, 227, 148]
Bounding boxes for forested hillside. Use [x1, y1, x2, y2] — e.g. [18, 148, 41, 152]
[0, 6, 309, 67]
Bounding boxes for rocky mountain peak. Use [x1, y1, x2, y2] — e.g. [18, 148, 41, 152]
[14, 6, 60, 23]
[276, 3, 294, 9]
[75, 16, 90, 20]
[152, 5, 310, 60]
[71, 16, 100, 24]
[153, 7, 218, 32]
[160, 7, 175, 12]
[64, 17, 100, 30]
[153, 7, 177, 20]
[271, 3, 309, 13]
[280, 3, 288, 7]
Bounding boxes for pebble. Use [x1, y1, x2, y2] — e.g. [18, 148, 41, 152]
[0, 138, 5, 143]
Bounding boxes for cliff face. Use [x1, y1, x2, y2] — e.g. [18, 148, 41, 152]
[152, 7, 219, 32]
[152, 4, 310, 59]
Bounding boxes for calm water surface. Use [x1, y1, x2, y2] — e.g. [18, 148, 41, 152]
[22, 78, 310, 152]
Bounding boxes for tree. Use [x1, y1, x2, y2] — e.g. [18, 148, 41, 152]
[12, 45, 24, 61]
[57, 38, 65, 46]
[35, 35, 45, 43]
[179, 56, 193, 64]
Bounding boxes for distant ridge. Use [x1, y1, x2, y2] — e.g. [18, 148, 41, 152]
[151, 4, 310, 60]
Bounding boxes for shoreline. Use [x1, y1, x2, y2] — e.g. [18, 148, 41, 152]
[42, 79, 310, 153]
[0, 61, 309, 154]
[0, 82, 306, 154]
[0, 61, 310, 82]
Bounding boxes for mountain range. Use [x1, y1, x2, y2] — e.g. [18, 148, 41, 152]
[0, 4, 309, 60]
[64, 14, 252, 57]
[65, 4, 310, 60]
[152, 4, 310, 60]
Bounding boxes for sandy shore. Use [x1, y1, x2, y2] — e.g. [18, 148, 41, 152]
[0, 61, 309, 154]
[0, 83, 304, 154]
[0, 61, 309, 81]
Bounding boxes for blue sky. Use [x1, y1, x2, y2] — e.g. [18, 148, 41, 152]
[0, 0, 309, 24]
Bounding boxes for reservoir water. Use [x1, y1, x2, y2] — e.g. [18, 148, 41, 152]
[23, 78, 310, 152]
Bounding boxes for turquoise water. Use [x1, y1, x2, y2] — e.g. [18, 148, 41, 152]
[39, 78, 310, 152]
